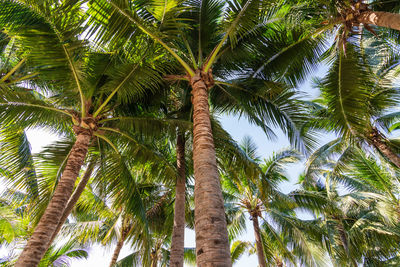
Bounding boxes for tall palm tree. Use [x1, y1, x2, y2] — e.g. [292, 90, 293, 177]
[0, 1, 176, 264]
[87, 1, 314, 263]
[170, 131, 187, 267]
[282, 0, 400, 58]
[153, 81, 261, 266]
[0, 148, 89, 267]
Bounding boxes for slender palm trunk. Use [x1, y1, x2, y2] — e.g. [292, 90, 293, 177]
[369, 128, 400, 168]
[337, 221, 357, 267]
[146, 192, 170, 218]
[151, 250, 158, 267]
[109, 223, 131, 267]
[275, 258, 283, 267]
[170, 133, 186, 267]
[358, 11, 400, 31]
[252, 215, 266, 267]
[16, 131, 92, 267]
[47, 160, 95, 246]
[190, 69, 231, 266]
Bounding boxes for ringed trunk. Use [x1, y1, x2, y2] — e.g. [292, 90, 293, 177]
[252, 215, 266, 267]
[190, 70, 232, 266]
[109, 224, 130, 267]
[16, 131, 92, 267]
[151, 251, 159, 267]
[170, 133, 186, 267]
[337, 221, 357, 267]
[369, 129, 400, 168]
[47, 160, 95, 246]
[357, 11, 400, 31]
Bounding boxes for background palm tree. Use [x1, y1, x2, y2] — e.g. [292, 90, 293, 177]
[220, 137, 328, 266]
[0, 150, 89, 267]
[292, 146, 400, 266]
[308, 42, 400, 168]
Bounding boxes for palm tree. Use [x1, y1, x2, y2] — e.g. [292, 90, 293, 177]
[130, 83, 192, 267]
[0, 1, 176, 264]
[293, 147, 400, 266]
[49, 130, 189, 266]
[152, 81, 260, 266]
[294, 0, 400, 33]
[170, 129, 188, 267]
[292, 181, 358, 266]
[64, 174, 174, 266]
[307, 41, 400, 168]
[221, 136, 325, 266]
[283, 0, 400, 56]
[0, 153, 89, 267]
[87, 1, 315, 263]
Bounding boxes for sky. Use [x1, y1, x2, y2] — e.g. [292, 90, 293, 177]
[0, 65, 330, 266]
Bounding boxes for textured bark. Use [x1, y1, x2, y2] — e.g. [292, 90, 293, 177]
[369, 129, 400, 168]
[357, 11, 400, 31]
[151, 250, 159, 267]
[109, 224, 130, 267]
[15, 132, 92, 267]
[252, 215, 266, 267]
[190, 69, 232, 267]
[170, 133, 186, 267]
[337, 221, 357, 267]
[337, 222, 349, 254]
[48, 160, 95, 246]
[146, 192, 170, 218]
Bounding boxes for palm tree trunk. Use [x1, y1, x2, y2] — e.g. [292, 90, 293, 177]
[252, 215, 266, 267]
[47, 160, 96, 246]
[170, 133, 186, 267]
[190, 69, 231, 266]
[337, 221, 357, 267]
[146, 192, 170, 218]
[15, 132, 92, 267]
[369, 128, 400, 168]
[109, 224, 130, 267]
[358, 11, 400, 31]
[151, 250, 158, 267]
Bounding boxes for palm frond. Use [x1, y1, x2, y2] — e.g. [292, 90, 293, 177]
[318, 44, 372, 137]
[0, 129, 38, 198]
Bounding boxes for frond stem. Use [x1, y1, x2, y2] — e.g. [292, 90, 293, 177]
[0, 58, 26, 82]
[0, 102, 73, 117]
[109, 1, 195, 76]
[203, 0, 252, 72]
[94, 133, 119, 154]
[93, 52, 146, 117]
[252, 24, 332, 78]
